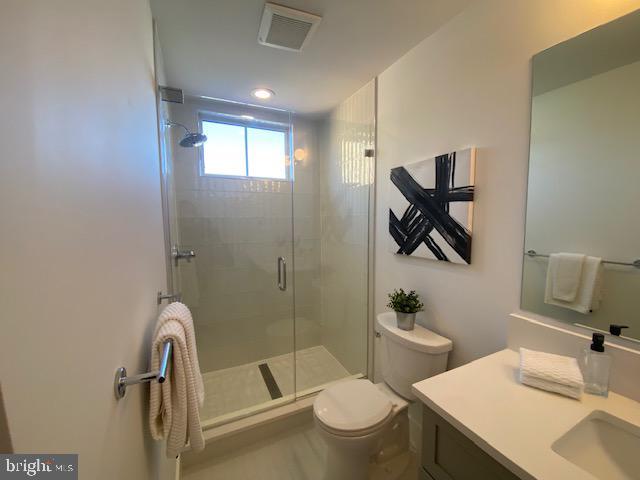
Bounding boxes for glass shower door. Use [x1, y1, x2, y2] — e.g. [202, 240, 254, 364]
[159, 95, 296, 427]
[291, 79, 375, 399]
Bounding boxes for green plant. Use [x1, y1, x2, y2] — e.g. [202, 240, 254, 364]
[387, 289, 423, 313]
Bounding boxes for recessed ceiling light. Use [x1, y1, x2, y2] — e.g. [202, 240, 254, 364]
[251, 88, 275, 100]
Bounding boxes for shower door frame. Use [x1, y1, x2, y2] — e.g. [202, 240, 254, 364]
[153, 20, 178, 298]
[156, 99, 298, 430]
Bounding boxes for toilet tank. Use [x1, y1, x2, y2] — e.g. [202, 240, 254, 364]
[376, 312, 453, 400]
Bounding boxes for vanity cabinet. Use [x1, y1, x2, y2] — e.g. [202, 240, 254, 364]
[421, 406, 521, 480]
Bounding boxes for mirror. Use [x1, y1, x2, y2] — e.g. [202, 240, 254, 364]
[521, 10, 640, 341]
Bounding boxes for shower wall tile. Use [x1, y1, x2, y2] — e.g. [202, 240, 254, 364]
[207, 218, 236, 244]
[290, 116, 322, 367]
[292, 217, 318, 242]
[264, 217, 294, 245]
[293, 193, 316, 216]
[195, 243, 236, 269]
[319, 80, 375, 376]
[229, 217, 260, 241]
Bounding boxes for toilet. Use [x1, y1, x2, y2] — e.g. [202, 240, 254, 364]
[313, 312, 453, 480]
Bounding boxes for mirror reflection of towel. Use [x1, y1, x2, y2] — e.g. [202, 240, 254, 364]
[551, 253, 585, 301]
[545, 254, 603, 314]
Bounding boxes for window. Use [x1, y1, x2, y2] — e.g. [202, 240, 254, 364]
[200, 117, 289, 180]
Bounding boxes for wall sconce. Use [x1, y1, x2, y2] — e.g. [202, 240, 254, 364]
[294, 148, 308, 165]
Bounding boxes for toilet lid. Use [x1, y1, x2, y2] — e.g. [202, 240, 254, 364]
[314, 379, 392, 433]
[376, 312, 453, 354]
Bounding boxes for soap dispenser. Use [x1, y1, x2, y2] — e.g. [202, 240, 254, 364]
[582, 333, 611, 397]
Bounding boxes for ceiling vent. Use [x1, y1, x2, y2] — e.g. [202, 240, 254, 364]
[258, 3, 322, 52]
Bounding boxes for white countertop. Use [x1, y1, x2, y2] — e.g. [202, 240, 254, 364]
[412, 349, 640, 480]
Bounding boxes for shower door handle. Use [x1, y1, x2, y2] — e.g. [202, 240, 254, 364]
[277, 257, 286, 291]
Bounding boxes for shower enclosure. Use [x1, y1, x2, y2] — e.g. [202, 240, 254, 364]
[156, 77, 376, 428]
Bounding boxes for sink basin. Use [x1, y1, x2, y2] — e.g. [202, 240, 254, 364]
[552, 410, 640, 480]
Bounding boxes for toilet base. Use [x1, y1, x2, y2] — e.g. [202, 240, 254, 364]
[324, 445, 372, 480]
[370, 450, 414, 480]
[316, 409, 410, 480]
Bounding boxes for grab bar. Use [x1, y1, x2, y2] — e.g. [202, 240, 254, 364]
[114, 340, 172, 399]
[525, 250, 640, 269]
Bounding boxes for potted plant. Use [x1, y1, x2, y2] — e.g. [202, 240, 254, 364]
[387, 289, 424, 331]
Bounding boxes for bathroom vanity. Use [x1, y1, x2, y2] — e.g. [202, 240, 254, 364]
[420, 403, 519, 480]
[413, 347, 640, 480]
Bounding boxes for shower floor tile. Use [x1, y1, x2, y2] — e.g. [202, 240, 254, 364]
[269, 345, 352, 396]
[200, 345, 352, 423]
[200, 363, 273, 422]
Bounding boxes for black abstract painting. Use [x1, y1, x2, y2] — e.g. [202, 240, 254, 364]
[389, 148, 476, 264]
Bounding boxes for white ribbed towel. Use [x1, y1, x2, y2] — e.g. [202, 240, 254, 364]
[519, 348, 584, 400]
[544, 255, 603, 314]
[149, 302, 205, 458]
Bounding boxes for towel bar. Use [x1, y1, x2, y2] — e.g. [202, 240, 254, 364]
[114, 340, 172, 400]
[157, 291, 182, 304]
[525, 250, 640, 269]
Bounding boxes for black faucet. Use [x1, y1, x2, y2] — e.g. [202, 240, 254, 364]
[609, 324, 629, 336]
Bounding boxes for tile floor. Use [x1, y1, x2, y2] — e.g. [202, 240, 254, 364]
[200, 345, 352, 423]
[182, 416, 417, 480]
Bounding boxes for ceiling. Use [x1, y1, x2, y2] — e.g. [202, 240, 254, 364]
[151, 0, 470, 115]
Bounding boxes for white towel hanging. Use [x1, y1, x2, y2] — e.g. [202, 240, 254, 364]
[550, 253, 585, 302]
[544, 254, 603, 314]
[149, 302, 205, 458]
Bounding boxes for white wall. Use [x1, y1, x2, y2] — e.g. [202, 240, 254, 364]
[0, 1, 173, 478]
[374, 0, 640, 370]
[523, 60, 640, 333]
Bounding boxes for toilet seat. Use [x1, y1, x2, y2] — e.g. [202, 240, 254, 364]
[315, 410, 394, 437]
[314, 379, 394, 437]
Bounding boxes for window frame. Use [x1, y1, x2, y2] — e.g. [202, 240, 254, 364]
[197, 111, 292, 181]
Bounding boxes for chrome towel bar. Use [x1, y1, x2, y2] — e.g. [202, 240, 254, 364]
[157, 291, 182, 304]
[114, 340, 172, 399]
[525, 250, 640, 269]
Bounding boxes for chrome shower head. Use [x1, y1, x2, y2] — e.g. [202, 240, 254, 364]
[179, 132, 207, 148]
[166, 121, 207, 148]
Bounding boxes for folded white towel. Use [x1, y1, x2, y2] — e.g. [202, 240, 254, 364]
[551, 253, 585, 301]
[545, 255, 603, 314]
[149, 302, 205, 458]
[519, 348, 584, 399]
